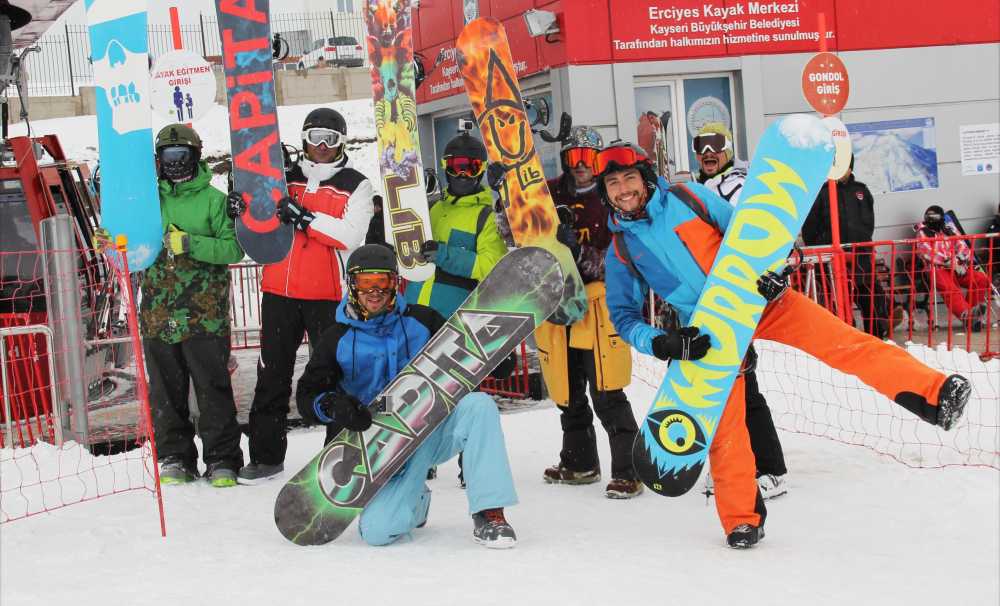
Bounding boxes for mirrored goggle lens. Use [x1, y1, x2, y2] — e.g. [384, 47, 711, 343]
[562, 147, 599, 169]
[692, 133, 731, 154]
[593, 147, 647, 176]
[353, 272, 395, 292]
[303, 128, 343, 148]
[159, 145, 194, 164]
[443, 156, 485, 177]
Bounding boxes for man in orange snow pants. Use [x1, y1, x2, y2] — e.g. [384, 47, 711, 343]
[595, 143, 973, 549]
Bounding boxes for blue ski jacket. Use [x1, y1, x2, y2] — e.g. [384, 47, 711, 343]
[605, 177, 734, 356]
[295, 296, 444, 425]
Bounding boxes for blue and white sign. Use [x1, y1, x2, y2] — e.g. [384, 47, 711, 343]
[848, 117, 939, 194]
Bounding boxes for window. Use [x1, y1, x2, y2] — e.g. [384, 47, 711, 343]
[0, 179, 41, 283]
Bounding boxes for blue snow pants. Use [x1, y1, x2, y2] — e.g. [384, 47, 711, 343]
[358, 392, 518, 546]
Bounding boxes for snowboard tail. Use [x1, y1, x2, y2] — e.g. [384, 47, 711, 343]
[456, 18, 585, 325]
[216, 0, 293, 264]
[634, 115, 834, 497]
[274, 246, 564, 545]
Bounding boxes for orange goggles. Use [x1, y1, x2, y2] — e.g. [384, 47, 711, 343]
[443, 156, 485, 177]
[352, 272, 396, 293]
[561, 147, 599, 169]
[593, 146, 649, 176]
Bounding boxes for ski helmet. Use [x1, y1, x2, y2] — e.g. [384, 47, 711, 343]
[594, 141, 658, 221]
[301, 108, 347, 161]
[560, 126, 604, 152]
[442, 133, 488, 197]
[155, 124, 202, 183]
[923, 205, 945, 232]
[346, 244, 399, 319]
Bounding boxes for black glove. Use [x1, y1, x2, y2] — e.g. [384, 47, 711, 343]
[756, 267, 792, 302]
[418, 240, 439, 263]
[486, 162, 507, 192]
[276, 196, 315, 230]
[315, 392, 372, 431]
[651, 327, 711, 361]
[555, 205, 575, 226]
[556, 223, 580, 258]
[226, 191, 247, 219]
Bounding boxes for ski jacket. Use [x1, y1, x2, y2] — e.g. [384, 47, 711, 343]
[548, 175, 613, 284]
[140, 163, 244, 344]
[801, 174, 875, 246]
[261, 156, 375, 301]
[295, 296, 444, 425]
[698, 160, 748, 206]
[405, 187, 507, 318]
[604, 178, 733, 356]
[914, 221, 972, 269]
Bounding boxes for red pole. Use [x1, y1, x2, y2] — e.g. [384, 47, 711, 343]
[169, 7, 183, 50]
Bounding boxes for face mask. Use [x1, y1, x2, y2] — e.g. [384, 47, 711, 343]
[446, 173, 481, 197]
[158, 145, 198, 182]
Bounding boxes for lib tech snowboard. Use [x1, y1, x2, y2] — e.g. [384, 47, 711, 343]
[85, 0, 161, 271]
[456, 17, 585, 326]
[632, 115, 834, 497]
[364, 0, 434, 281]
[215, 0, 293, 264]
[274, 247, 563, 545]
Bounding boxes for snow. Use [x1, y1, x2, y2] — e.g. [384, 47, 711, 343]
[780, 113, 833, 150]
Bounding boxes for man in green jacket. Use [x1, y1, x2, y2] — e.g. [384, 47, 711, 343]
[141, 124, 246, 487]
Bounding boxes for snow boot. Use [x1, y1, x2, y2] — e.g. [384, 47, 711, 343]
[159, 457, 198, 485]
[727, 524, 765, 549]
[757, 474, 788, 500]
[543, 463, 600, 485]
[206, 463, 238, 488]
[237, 462, 284, 485]
[936, 374, 971, 431]
[472, 508, 517, 549]
[605, 478, 644, 499]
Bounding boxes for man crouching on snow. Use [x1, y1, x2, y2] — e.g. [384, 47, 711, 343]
[294, 244, 519, 548]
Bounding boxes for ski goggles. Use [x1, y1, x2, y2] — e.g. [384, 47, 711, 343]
[443, 156, 486, 178]
[691, 133, 732, 155]
[302, 127, 344, 148]
[158, 145, 196, 164]
[561, 147, 599, 170]
[592, 146, 650, 176]
[352, 271, 397, 294]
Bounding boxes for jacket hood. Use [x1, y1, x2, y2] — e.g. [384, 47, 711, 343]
[442, 187, 493, 209]
[158, 161, 212, 196]
[336, 293, 408, 334]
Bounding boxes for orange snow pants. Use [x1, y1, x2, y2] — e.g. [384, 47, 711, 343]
[711, 289, 949, 534]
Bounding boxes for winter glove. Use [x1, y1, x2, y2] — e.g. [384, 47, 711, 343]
[314, 392, 372, 431]
[556, 223, 580, 259]
[651, 327, 711, 361]
[756, 266, 793, 302]
[276, 196, 315, 231]
[486, 162, 507, 193]
[418, 240, 439, 264]
[92, 227, 114, 251]
[164, 224, 190, 255]
[226, 191, 247, 219]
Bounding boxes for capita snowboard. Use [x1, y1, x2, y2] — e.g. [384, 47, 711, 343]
[456, 17, 585, 326]
[274, 246, 564, 545]
[85, 1, 161, 271]
[364, 0, 435, 282]
[633, 114, 834, 497]
[215, 0, 293, 264]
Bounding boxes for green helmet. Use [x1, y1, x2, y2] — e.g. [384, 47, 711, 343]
[155, 123, 203, 151]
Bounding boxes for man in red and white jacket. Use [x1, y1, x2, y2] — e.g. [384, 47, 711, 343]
[228, 107, 374, 483]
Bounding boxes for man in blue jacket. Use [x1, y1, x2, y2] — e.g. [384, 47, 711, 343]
[294, 244, 519, 548]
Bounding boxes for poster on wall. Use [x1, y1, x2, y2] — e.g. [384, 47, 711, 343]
[959, 123, 999, 176]
[847, 118, 938, 194]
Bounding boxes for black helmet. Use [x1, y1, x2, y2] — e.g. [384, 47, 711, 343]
[443, 133, 487, 161]
[303, 107, 347, 134]
[347, 244, 398, 275]
[595, 141, 658, 221]
[923, 205, 945, 231]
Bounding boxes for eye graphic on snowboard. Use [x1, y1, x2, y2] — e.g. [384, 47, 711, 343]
[646, 409, 707, 457]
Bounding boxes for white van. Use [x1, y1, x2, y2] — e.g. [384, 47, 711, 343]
[297, 36, 364, 70]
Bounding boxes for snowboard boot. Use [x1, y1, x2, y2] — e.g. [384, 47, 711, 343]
[757, 474, 788, 500]
[936, 374, 971, 431]
[206, 463, 238, 488]
[542, 463, 600, 485]
[605, 478, 644, 499]
[472, 508, 517, 549]
[237, 462, 284, 485]
[159, 457, 198, 485]
[727, 524, 765, 549]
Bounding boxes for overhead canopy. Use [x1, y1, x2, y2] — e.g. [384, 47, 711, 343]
[8, 0, 76, 49]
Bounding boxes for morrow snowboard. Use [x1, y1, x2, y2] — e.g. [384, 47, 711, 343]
[456, 17, 585, 326]
[85, 0, 161, 271]
[215, 0, 293, 264]
[633, 114, 834, 497]
[274, 246, 563, 545]
[364, 0, 434, 282]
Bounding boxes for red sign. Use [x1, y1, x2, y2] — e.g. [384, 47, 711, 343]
[801, 51, 849, 115]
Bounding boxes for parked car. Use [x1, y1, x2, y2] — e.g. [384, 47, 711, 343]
[297, 36, 364, 69]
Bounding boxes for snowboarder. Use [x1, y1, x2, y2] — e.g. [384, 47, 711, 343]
[295, 244, 519, 548]
[595, 142, 972, 548]
[534, 126, 641, 499]
[227, 107, 375, 484]
[693, 122, 788, 500]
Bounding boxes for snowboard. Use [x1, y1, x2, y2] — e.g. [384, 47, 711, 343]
[633, 115, 834, 497]
[215, 0, 293, 265]
[85, 1, 161, 271]
[364, 0, 435, 282]
[274, 246, 564, 545]
[456, 17, 585, 326]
